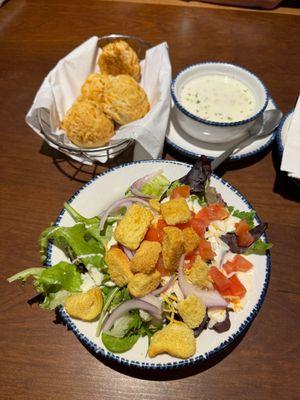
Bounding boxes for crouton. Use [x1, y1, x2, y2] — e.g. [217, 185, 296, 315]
[188, 256, 210, 288]
[160, 198, 191, 225]
[131, 240, 161, 274]
[162, 226, 184, 272]
[177, 295, 206, 329]
[148, 321, 196, 359]
[183, 227, 200, 254]
[114, 204, 153, 250]
[128, 270, 161, 297]
[149, 198, 161, 212]
[64, 287, 103, 321]
[105, 247, 133, 287]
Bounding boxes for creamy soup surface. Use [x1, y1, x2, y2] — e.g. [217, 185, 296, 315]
[180, 74, 256, 123]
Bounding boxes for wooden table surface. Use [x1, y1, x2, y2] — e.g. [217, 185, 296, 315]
[0, 1, 299, 399]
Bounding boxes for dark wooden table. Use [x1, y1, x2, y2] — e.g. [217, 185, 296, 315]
[0, 1, 299, 399]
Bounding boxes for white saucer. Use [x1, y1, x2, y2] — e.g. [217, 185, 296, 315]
[166, 98, 277, 160]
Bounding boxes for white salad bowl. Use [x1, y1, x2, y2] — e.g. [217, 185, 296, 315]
[171, 62, 269, 144]
[47, 160, 270, 371]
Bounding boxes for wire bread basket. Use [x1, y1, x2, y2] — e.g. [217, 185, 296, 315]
[37, 34, 152, 164]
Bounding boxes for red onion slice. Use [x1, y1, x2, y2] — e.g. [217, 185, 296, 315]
[120, 245, 135, 260]
[102, 299, 162, 333]
[178, 256, 227, 308]
[130, 169, 164, 198]
[151, 275, 175, 296]
[99, 197, 150, 231]
[140, 294, 162, 309]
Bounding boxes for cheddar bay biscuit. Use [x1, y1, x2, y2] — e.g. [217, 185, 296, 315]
[81, 73, 109, 105]
[98, 40, 141, 81]
[102, 74, 149, 125]
[61, 98, 114, 148]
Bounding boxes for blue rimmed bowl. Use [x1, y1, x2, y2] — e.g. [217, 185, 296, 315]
[171, 62, 269, 144]
[276, 109, 294, 158]
[46, 160, 270, 371]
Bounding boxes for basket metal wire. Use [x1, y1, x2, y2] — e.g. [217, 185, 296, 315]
[37, 34, 152, 164]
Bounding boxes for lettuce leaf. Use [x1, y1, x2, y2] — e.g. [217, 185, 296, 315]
[246, 239, 272, 255]
[8, 262, 82, 310]
[179, 156, 212, 195]
[141, 174, 170, 198]
[106, 311, 141, 338]
[39, 223, 105, 270]
[36, 261, 82, 293]
[161, 156, 212, 200]
[220, 223, 270, 254]
[228, 206, 256, 229]
[64, 202, 115, 244]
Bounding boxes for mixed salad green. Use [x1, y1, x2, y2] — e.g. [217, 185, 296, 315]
[8, 157, 272, 357]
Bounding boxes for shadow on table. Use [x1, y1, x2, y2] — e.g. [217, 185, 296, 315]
[53, 308, 249, 380]
[164, 141, 273, 179]
[39, 141, 135, 184]
[271, 146, 300, 202]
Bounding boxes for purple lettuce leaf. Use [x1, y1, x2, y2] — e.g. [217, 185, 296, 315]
[220, 222, 268, 254]
[179, 156, 212, 195]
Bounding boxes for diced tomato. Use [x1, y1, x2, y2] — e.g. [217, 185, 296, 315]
[195, 208, 210, 227]
[195, 204, 229, 227]
[184, 261, 194, 270]
[235, 220, 254, 247]
[210, 268, 247, 298]
[145, 219, 167, 243]
[185, 252, 196, 262]
[228, 275, 247, 298]
[223, 260, 235, 275]
[186, 238, 215, 262]
[145, 227, 159, 242]
[206, 203, 230, 221]
[170, 185, 191, 199]
[237, 231, 254, 247]
[235, 220, 250, 236]
[208, 266, 231, 294]
[176, 212, 194, 230]
[155, 255, 171, 276]
[232, 254, 253, 272]
[223, 255, 253, 274]
[198, 238, 216, 261]
[189, 218, 206, 237]
[176, 211, 205, 238]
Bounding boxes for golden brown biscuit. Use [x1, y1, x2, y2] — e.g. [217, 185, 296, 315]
[98, 40, 141, 81]
[61, 98, 115, 148]
[102, 74, 149, 125]
[81, 73, 109, 105]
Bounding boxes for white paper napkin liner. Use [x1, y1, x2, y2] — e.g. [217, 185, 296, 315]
[25, 36, 171, 164]
[281, 95, 300, 178]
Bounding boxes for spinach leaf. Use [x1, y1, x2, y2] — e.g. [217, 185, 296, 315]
[102, 333, 140, 353]
[108, 287, 131, 312]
